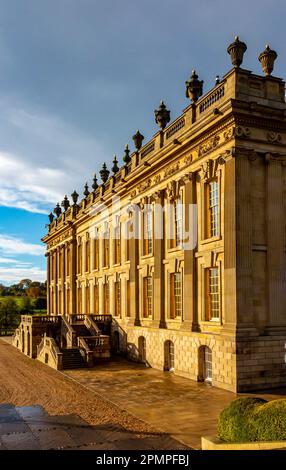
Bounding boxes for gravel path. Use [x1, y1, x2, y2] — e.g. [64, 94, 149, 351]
[0, 339, 160, 436]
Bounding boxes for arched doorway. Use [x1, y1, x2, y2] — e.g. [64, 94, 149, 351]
[27, 331, 31, 356]
[21, 330, 25, 353]
[112, 331, 120, 354]
[164, 340, 174, 371]
[138, 336, 146, 364]
[198, 346, 213, 383]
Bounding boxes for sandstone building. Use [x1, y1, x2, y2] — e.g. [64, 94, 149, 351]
[39, 38, 286, 392]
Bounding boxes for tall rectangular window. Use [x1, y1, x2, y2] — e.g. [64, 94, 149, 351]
[66, 246, 70, 276]
[205, 267, 220, 321]
[94, 238, 99, 270]
[143, 276, 153, 318]
[126, 280, 130, 317]
[94, 282, 99, 314]
[104, 282, 110, 314]
[77, 243, 82, 274]
[86, 239, 90, 272]
[143, 208, 153, 255]
[171, 198, 183, 248]
[207, 179, 219, 238]
[114, 280, 121, 317]
[103, 230, 110, 267]
[170, 272, 182, 319]
[114, 225, 121, 265]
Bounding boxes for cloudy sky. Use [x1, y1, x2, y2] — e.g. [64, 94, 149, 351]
[0, 0, 285, 285]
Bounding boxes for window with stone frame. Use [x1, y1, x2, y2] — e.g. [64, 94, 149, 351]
[143, 276, 153, 318]
[103, 228, 110, 267]
[85, 284, 90, 314]
[85, 238, 90, 272]
[205, 266, 220, 321]
[77, 241, 82, 274]
[170, 271, 183, 319]
[170, 197, 183, 248]
[114, 224, 121, 265]
[93, 236, 99, 270]
[77, 286, 82, 314]
[126, 219, 132, 262]
[143, 206, 153, 255]
[66, 245, 70, 276]
[126, 280, 131, 317]
[94, 281, 99, 314]
[114, 280, 121, 317]
[206, 178, 219, 238]
[104, 281, 110, 314]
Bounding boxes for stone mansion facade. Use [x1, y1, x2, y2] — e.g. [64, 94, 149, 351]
[42, 38, 286, 392]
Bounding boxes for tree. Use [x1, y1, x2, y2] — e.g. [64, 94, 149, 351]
[19, 279, 32, 290]
[0, 298, 19, 335]
[18, 296, 33, 314]
[27, 286, 42, 298]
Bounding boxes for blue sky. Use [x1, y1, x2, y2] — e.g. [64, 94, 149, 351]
[0, 0, 285, 285]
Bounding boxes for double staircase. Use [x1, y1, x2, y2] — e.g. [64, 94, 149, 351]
[62, 348, 86, 369]
[34, 314, 111, 371]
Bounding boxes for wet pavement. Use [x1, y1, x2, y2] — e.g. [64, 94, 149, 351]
[65, 358, 286, 449]
[0, 403, 187, 450]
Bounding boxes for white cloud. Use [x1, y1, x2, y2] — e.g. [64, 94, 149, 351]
[0, 234, 45, 256]
[0, 266, 46, 284]
[0, 104, 109, 214]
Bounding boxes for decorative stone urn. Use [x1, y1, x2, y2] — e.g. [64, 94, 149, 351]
[83, 183, 90, 197]
[132, 130, 144, 151]
[92, 173, 98, 190]
[100, 163, 110, 183]
[48, 212, 54, 223]
[53, 203, 62, 218]
[185, 70, 204, 102]
[123, 144, 131, 164]
[258, 45, 277, 76]
[227, 36, 247, 68]
[154, 101, 171, 130]
[71, 190, 79, 205]
[112, 155, 119, 174]
[61, 195, 70, 211]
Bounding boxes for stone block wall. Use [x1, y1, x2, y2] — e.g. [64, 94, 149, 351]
[236, 335, 286, 391]
[112, 323, 237, 392]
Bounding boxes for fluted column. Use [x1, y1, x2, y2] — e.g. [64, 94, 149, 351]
[70, 238, 77, 314]
[265, 155, 286, 330]
[153, 190, 165, 327]
[182, 174, 197, 330]
[46, 252, 50, 315]
[235, 152, 256, 333]
[129, 207, 140, 325]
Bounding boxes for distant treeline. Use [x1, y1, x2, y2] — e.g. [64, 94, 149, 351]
[0, 279, 47, 336]
[0, 279, 46, 298]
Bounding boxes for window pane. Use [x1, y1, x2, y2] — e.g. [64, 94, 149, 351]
[209, 180, 219, 237]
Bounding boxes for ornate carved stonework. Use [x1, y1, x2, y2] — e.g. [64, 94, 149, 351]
[183, 154, 193, 166]
[197, 135, 220, 157]
[153, 174, 161, 185]
[235, 126, 251, 138]
[163, 162, 180, 178]
[200, 157, 222, 181]
[267, 131, 282, 144]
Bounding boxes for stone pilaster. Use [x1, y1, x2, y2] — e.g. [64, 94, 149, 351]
[182, 174, 197, 330]
[235, 152, 257, 334]
[153, 190, 166, 328]
[265, 155, 286, 332]
[129, 207, 140, 326]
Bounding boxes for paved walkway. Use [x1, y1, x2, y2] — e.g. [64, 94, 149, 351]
[0, 339, 186, 450]
[0, 403, 185, 450]
[65, 358, 286, 449]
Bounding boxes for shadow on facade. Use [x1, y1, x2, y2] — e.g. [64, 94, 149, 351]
[111, 320, 151, 367]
